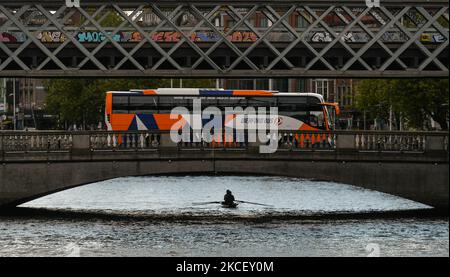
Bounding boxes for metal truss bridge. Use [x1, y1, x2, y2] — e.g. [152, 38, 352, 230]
[0, 0, 448, 78]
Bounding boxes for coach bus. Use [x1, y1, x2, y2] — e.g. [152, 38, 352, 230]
[105, 88, 339, 146]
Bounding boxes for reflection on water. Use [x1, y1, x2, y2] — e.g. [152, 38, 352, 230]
[20, 176, 431, 215]
[0, 176, 447, 257]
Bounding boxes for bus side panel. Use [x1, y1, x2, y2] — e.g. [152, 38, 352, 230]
[109, 113, 187, 131]
[233, 90, 273, 96]
[105, 93, 113, 115]
[154, 114, 187, 130]
[110, 114, 136, 131]
[299, 123, 318, 131]
[105, 93, 113, 130]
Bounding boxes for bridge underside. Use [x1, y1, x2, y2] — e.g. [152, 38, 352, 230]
[0, 0, 448, 78]
[1, 155, 448, 212]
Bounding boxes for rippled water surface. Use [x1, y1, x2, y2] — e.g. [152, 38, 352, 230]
[0, 176, 448, 257]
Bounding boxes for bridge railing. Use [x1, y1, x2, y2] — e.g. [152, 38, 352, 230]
[0, 130, 448, 154]
[89, 131, 161, 151]
[353, 132, 425, 152]
[0, 131, 73, 152]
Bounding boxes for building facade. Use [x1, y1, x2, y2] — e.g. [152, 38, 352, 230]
[0, 78, 48, 130]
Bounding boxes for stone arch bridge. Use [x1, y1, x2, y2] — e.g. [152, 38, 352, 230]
[0, 130, 448, 212]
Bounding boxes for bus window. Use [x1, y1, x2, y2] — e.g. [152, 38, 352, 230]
[277, 96, 307, 112]
[309, 111, 325, 129]
[200, 97, 218, 110]
[278, 96, 309, 121]
[129, 96, 158, 114]
[218, 97, 247, 111]
[173, 97, 189, 110]
[247, 97, 276, 109]
[112, 95, 129, 114]
[158, 96, 174, 113]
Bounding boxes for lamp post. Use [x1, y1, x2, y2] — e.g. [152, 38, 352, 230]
[13, 78, 16, 130]
[1, 78, 6, 113]
[0, 78, 5, 130]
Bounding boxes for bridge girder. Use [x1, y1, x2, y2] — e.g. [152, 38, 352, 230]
[0, 0, 448, 78]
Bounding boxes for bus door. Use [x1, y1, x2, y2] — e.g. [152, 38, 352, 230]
[320, 102, 340, 131]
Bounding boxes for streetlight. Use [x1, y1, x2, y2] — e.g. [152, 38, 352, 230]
[13, 78, 16, 130]
[7, 78, 17, 130]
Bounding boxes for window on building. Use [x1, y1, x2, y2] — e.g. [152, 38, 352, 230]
[226, 80, 239, 89]
[294, 13, 307, 28]
[294, 79, 306, 92]
[337, 85, 352, 107]
[273, 79, 288, 92]
[255, 79, 269, 90]
[225, 79, 255, 90]
[225, 15, 238, 28]
[337, 86, 343, 106]
[314, 79, 329, 101]
[239, 79, 255, 90]
[260, 16, 269, 28]
[249, 17, 256, 27]
[346, 87, 353, 106]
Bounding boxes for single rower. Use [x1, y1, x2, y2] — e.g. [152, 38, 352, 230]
[222, 189, 237, 208]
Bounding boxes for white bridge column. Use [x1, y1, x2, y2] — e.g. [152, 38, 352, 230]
[65, 0, 81, 8]
[71, 133, 91, 155]
[336, 133, 356, 151]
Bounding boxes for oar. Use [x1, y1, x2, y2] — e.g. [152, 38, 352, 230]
[192, 201, 222, 206]
[235, 200, 273, 207]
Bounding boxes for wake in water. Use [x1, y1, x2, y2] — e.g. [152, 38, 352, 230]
[1, 207, 442, 223]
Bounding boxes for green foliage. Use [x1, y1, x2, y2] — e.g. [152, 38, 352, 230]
[97, 10, 124, 28]
[354, 79, 391, 120]
[74, 8, 124, 28]
[44, 79, 102, 129]
[356, 79, 449, 130]
[44, 78, 216, 129]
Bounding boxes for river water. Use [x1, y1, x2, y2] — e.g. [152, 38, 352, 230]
[0, 176, 448, 257]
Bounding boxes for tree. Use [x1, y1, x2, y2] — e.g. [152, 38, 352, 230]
[44, 79, 104, 129]
[392, 79, 449, 130]
[44, 78, 215, 130]
[355, 79, 449, 130]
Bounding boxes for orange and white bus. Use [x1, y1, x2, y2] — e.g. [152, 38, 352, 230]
[105, 88, 339, 133]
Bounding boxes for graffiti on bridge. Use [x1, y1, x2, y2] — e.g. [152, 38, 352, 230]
[37, 31, 67, 43]
[0, 30, 446, 44]
[308, 31, 446, 43]
[77, 31, 123, 43]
